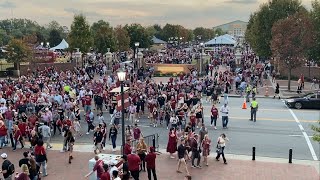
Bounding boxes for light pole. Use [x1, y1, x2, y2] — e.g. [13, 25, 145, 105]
[134, 42, 140, 69]
[117, 70, 126, 155]
[200, 43, 204, 75]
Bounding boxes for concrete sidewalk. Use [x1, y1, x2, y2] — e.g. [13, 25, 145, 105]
[1, 144, 318, 180]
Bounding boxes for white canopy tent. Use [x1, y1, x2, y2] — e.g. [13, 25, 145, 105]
[49, 39, 69, 51]
[204, 34, 237, 47]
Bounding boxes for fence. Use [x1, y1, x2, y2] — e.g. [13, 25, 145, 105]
[131, 133, 160, 153]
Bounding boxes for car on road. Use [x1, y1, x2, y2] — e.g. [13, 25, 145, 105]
[285, 92, 320, 109]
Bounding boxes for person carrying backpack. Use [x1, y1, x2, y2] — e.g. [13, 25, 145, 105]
[1, 153, 15, 180]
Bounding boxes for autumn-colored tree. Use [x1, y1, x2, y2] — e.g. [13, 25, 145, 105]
[6, 38, 32, 71]
[114, 26, 130, 51]
[271, 11, 315, 91]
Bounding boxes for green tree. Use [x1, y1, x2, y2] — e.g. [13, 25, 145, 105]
[311, 120, 320, 142]
[308, 0, 320, 64]
[68, 14, 93, 53]
[48, 29, 62, 47]
[271, 11, 315, 91]
[0, 29, 11, 46]
[125, 23, 152, 49]
[161, 24, 179, 41]
[213, 28, 226, 36]
[194, 27, 215, 41]
[115, 25, 130, 51]
[91, 20, 117, 53]
[6, 38, 32, 70]
[246, 0, 305, 58]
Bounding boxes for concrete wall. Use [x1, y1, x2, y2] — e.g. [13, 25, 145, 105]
[279, 66, 320, 79]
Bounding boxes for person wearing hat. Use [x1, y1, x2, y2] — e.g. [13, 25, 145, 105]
[1, 153, 14, 180]
[100, 164, 110, 180]
[145, 147, 157, 180]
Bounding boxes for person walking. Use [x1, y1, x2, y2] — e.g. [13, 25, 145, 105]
[249, 98, 258, 122]
[166, 128, 177, 159]
[145, 147, 157, 180]
[201, 135, 211, 166]
[109, 124, 118, 152]
[216, 133, 229, 164]
[66, 131, 75, 164]
[210, 104, 219, 130]
[12, 125, 24, 151]
[100, 164, 111, 180]
[176, 138, 190, 178]
[198, 123, 208, 143]
[14, 164, 29, 180]
[94, 127, 104, 154]
[85, 155, 104, 180]
[220, 103, 229, 129]
[39, 122, 52, 149]
[273, 83, 280, 99]
[34, 140, 48, 177]
[0, 120, 7, 149]
[190, 134, 201, 168]
[1, 153, 15, 180]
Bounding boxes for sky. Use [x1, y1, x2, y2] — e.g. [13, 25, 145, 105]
[0, 0, 313, 29]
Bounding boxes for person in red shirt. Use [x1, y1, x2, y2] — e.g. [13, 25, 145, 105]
[84, 95, 92, 113]
[34, 140, 48, 176]
[85, 156, 104, 179]
[124, 139, 132, 155]
[189, 111, 196, 132]
[13, 125, 24, 151]
[170, 97, 177, 111]
[145, 147, 158, 180]
[0, 120, 7, 149]
[17, 121, 27, 138]
[100, 164, 111, 180]
[127, 152, 141, 180]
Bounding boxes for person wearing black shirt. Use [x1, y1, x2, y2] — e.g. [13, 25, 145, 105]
[66, 131, 75, 164]
[176, 139, 190, 177]
[109, 125, 118, 152]
[93, 127, 103, 154]
[19, 151, 31, 168]
[94, 95, 104, 113]
[157, 95, 165, 108]
[120, 155, 130, 180]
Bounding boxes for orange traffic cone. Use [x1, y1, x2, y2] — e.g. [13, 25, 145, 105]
[242, 99, 247, 109]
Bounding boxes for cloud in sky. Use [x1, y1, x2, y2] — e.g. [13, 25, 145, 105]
[0, 0, 16, 8]
[0, 0, 313, 29]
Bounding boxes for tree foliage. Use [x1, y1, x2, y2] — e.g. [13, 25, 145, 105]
[91, 20, 117, 53]
[271, 11, 315, 90]
[193, 27, 215, 41]
[125, 23, 152, 49]
[246, 0, 305, 58]
[68, 14, 93, 53]
[114, 26, 130, 51]
[6, 38, 32, 65]
[48, 29, 62, 47]
[308, 0, 320, 64]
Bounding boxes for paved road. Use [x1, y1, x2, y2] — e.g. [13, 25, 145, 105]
[50, 96, 319, 161]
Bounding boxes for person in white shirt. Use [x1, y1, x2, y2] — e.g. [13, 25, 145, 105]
[109, 161, 118, 178]
[220, 103, 229, 129]
[216, 133, 229, 164]
[112, 170, 121, 180]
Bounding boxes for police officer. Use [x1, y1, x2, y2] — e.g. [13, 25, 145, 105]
[249, 98, 258, 122]
[251, 86, 257, 99]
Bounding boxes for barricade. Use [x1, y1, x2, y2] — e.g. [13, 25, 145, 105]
[131, 133, 160, 153]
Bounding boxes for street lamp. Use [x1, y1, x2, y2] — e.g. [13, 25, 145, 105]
[117, 70, 126, 155]
[200, 43, 204, 75]
[106, 48, 112, 72]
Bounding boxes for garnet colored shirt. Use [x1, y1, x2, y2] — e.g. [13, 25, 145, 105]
[145, 152, 156, 169]
[93, 160, 104, 178]
[124, 143, 132, 155]
[190, 115, 196, 124]
[84, 96, 92, 106]
[34, 145, 46, 156]
[100, 171, 111, 180]
[127, 154, 141, 171]
[0, 125, 7, 136]
[14, 129, 22, 140]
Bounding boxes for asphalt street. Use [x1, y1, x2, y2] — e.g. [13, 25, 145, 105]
[50, 96, 320, 161]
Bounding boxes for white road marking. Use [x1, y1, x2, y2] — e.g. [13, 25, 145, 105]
[288, 135, 313, 138]
[288, 108, 318, 160]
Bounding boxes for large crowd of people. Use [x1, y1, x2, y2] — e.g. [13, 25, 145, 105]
[0, 43, 311, 180]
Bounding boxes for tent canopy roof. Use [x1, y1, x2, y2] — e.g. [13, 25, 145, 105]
[205, 34, 236, 45]
[49, 39, 69, 50]
[152, 36, 167, 44]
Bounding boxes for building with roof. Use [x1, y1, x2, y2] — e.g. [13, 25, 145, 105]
[213, 20, 248, 37]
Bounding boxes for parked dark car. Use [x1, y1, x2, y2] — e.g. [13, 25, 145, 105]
[285, 92, 320, 109]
